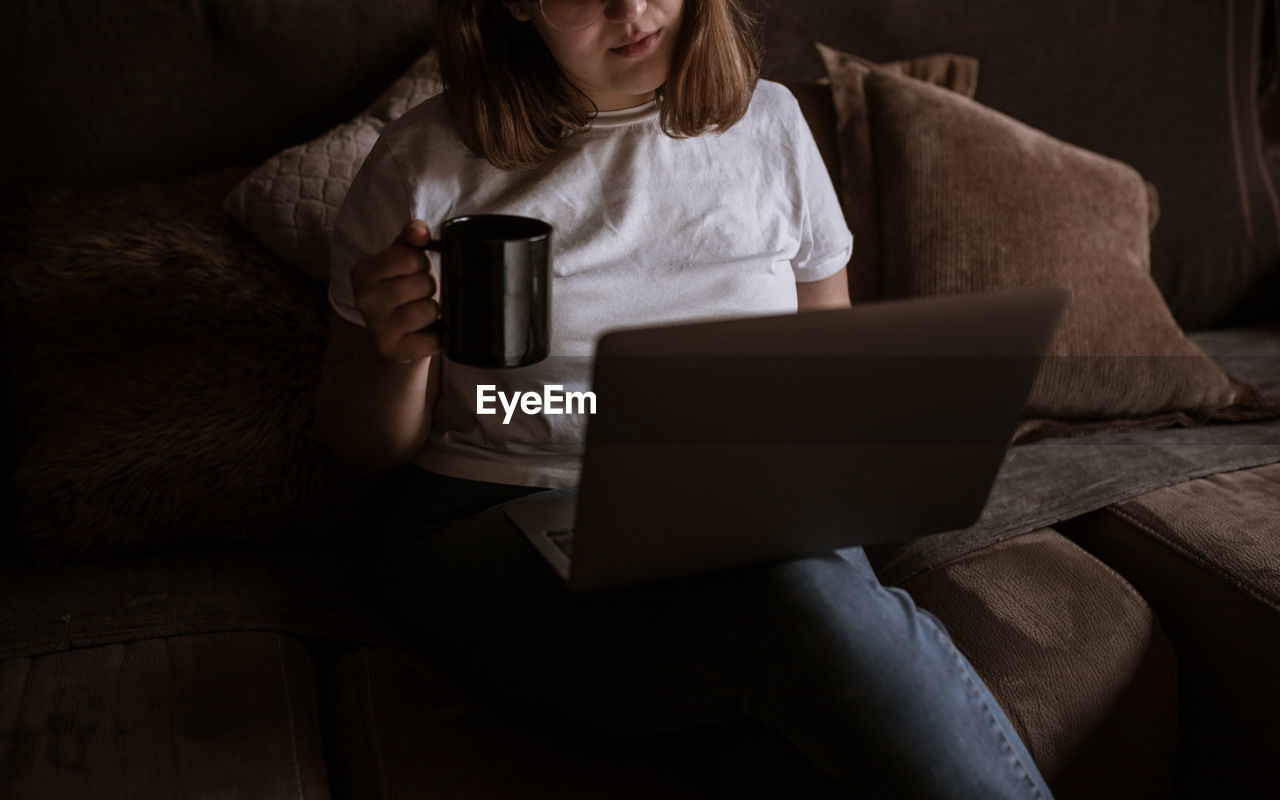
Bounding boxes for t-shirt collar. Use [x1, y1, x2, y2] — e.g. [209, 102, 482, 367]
[587, 99, 659, 130]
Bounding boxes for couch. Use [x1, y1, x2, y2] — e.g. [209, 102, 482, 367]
[2, 1, 1279, 798]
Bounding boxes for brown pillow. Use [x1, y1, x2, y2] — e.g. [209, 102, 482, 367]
[0, 170, 375, 563]
[772, 2, 1280, 330]
[859, 68, 1280, 438]
[815, 43, 979, 304]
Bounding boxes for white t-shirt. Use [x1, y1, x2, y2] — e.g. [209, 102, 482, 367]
[329, 80, 853, 488]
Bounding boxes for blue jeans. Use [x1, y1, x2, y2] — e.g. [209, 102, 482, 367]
[374, 467, 1053, 800]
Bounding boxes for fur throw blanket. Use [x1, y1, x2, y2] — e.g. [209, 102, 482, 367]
[0, 168, 376, 564]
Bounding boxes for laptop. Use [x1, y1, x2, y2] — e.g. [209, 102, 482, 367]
[502, 285, 1069, 592]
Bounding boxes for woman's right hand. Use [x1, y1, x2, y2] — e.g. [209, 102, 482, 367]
[350, 219, 444, 364]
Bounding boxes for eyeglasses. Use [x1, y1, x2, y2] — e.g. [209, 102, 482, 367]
[537, 0, 609, 32]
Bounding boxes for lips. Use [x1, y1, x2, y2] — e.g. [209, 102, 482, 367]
[610, 30, 660, 57]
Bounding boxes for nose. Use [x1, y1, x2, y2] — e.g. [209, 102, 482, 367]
[604, 0, 646, 23]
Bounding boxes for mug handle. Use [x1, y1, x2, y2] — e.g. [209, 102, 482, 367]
[421, 239, 445, 331]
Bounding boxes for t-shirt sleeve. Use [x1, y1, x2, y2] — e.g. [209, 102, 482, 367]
[328, 137, 413, 326]
[784, 92, 854, 284]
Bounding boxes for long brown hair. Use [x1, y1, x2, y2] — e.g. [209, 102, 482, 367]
[437, 0, 762, 170]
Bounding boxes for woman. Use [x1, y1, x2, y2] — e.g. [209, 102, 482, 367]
[316, 0, 1053, 796]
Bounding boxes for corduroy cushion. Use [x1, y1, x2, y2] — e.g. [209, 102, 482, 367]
[751, 0, 1280, 329]
[224, 50, 443, 282]
[1059, 462, 1280, 795]
[815, 45, 979, 304]
[893, 529, 1178, 797]
[853, 67, 1280, 439]
[1095, 462, 1280, 614]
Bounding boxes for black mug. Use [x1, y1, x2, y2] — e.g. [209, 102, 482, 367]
[424, 214, 552, 368]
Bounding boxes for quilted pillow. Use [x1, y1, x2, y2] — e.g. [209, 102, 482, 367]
[223, 50, 443, 282]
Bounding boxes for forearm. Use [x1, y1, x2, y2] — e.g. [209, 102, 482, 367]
[315, 318, 438, 475]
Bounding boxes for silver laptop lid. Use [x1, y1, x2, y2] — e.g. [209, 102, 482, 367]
[564, 286, 1068, 591]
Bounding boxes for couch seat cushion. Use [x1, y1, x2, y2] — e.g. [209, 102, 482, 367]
[0, 541, 405, 662]
[889, 528, 1177, 799]
[324, 645, 709, 799]
[0, 632, 328, 799]
[1093, 462, 1280, 609]
[1059, 462, 1280, 796]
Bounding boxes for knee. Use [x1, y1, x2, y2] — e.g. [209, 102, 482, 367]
[765, 556, 922, 626]
[754, 557, 943, 673]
